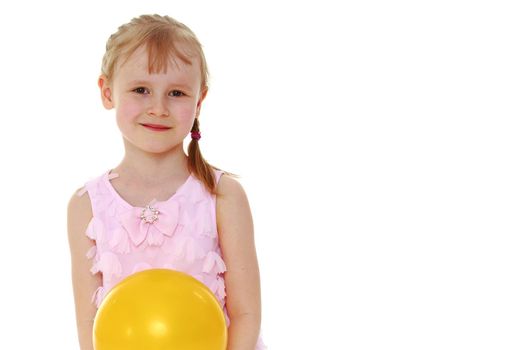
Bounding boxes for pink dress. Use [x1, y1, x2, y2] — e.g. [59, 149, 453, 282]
[76, 169, 266, 349]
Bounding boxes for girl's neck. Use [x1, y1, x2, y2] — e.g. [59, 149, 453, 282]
[113, 143, 190, 187]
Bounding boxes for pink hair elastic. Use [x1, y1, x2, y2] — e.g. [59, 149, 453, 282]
[191, 131, 201, 140]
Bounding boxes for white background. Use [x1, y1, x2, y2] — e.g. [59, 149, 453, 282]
[0, 0, 523, 349]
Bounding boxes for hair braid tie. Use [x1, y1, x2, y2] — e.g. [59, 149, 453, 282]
[191, 131, 201, 140]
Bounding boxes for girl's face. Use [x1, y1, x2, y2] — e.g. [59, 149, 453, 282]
[99, 45, 205, 155]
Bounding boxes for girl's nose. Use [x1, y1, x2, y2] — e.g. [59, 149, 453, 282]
[147, 96, 169, 118]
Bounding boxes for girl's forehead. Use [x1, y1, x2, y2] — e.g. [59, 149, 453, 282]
[116, 45, 200, 80]
[120, 50, 190, 71]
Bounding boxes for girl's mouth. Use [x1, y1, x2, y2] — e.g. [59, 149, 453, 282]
[141, 123, 171, 131]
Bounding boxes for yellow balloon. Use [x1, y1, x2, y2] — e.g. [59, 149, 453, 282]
[93, 269, 227, 350]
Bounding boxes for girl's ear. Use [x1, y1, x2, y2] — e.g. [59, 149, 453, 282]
[195, 88, 208, 118]
[98, 75, 114, 110]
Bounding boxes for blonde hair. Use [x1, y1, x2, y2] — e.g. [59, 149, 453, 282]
[102, 14, 226, 195]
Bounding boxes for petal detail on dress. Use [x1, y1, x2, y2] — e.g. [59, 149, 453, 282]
[108, 227, 130, 254]
[92, 286, 104, 308]
[198, 201, 215, 238]
[146, 225, 165, 246]
[86, 246, 97, 259]
[210, 276, 226, 300]
[106, 198, 118, 218]
[159, 235, 177, 254]
[223, 306, 231, 326]
[85, 217, 96, 240]
[174, 236, 205, 264]
[202, 251, 227, 274]
[85, 217, 104, 241]
[92, 252, 122, 279]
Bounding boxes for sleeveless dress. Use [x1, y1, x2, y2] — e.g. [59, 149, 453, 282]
[76, 169, 266, 350]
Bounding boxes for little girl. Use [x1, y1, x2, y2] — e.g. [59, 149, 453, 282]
[67, 14, 266, 350]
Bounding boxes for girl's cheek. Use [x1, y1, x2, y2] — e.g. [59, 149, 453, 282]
[176, 104, 197, 121]
[118, 98, 143, 120]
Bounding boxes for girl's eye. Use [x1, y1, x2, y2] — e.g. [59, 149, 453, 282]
[169, 90, 184, 97]
[133, 87, 148, 94]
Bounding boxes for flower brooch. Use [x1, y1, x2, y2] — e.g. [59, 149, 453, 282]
[118, 200, 181, 247]
[140, 205, 160, 224]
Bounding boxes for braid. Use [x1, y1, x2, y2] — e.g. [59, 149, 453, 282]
[188, 118, 221, 195]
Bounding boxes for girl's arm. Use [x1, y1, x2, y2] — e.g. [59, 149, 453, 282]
[67, 190, 102, 350]
[216, 175, 262, 350]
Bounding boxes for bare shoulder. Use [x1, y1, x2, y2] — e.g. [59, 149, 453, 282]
[216, 174, 254, 241]
[68, 187, 92, 212]
[216, 174, 249, 201]
[216, 174, 252, 220]
[68, 187, 93, 227]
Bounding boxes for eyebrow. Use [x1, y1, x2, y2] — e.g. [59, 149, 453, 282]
[128, 80, 193, 90]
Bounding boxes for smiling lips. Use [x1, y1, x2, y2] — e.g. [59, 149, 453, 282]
[141, 123, 172, 131]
